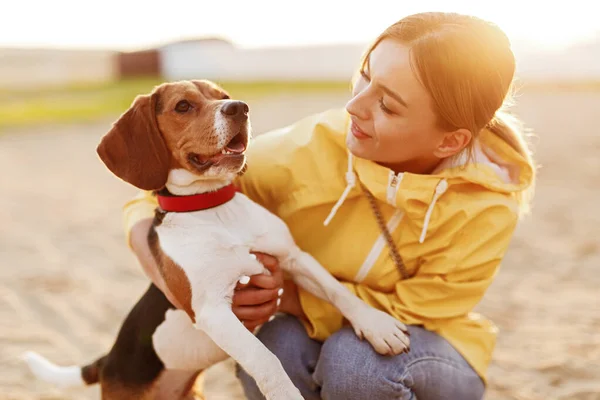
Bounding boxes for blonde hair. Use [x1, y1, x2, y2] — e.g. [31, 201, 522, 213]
[359, 12, 536, 215]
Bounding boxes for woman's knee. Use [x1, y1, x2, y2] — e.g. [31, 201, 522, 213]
[315, 327, 414, 400]
[407, 358, 485, 400]
[315, 326, 485, 400]
[401, 326, 485, 400]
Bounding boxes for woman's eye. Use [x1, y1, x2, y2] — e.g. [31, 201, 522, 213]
[379, 98, 394, 115]
[175, 100, 191, 113]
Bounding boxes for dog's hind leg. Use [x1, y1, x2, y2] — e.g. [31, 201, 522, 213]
[153, 369, 205, 400]
[153, 309, 228, 371]
[100, 369, 203, 400]
[98, 283, 189, 399]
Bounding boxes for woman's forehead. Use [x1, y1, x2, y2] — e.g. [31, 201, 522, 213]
[368, 40, 429, 106]
[370, 40, 410, 68]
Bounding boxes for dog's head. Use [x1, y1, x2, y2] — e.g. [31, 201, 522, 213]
[97, 79, 250, 191]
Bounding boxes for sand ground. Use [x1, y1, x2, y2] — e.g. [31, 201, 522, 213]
[2, 90, 599, 400]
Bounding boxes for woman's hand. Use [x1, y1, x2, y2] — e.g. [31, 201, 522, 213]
[232, 253, 284, 331]
[232, 254, 307, 330]
[278, 279, 305, 320]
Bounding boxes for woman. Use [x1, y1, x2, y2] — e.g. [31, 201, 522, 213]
[125, 11, 535, 400]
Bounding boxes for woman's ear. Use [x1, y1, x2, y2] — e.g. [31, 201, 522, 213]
[433, 128, 472, 159]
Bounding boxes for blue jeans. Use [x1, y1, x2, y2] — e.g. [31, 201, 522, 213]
[237, 315, 484, 400]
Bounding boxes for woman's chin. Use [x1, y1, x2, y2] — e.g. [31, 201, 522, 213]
[346, 135, 371, 159]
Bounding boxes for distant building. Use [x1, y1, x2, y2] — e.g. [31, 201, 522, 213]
[116, 48, 161, 79]
[159, 38, 367, 82]
[158, 37, 236, 81]
[115, 37, 235, 79]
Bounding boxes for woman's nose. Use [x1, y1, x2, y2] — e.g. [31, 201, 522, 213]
[345, 92, 370, 121]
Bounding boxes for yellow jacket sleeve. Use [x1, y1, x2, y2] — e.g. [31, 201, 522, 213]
[122, 190, 158, 248]
[298, 203, 518, 341]
[234, 130, 297, 214]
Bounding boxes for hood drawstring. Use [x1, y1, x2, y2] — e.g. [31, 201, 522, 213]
[323, 154, 449, 241]
[419, 179, 448, 243]
[323, 151, 356, 226]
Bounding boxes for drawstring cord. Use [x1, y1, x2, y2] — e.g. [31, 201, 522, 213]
[419, 179, 448, 243]
[323, 152, 355, 226]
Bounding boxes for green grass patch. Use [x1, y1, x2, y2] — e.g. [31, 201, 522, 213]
[0, 78, 349, 131]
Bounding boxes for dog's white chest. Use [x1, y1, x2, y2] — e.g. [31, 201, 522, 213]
[156, 193, 274, 253]
[155, 192, 294, 288]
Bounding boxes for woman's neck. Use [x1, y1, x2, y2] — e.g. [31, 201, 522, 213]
[377, 157, 442, 175]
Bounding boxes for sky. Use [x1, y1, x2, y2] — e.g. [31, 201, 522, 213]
[1, 0, 597, 51]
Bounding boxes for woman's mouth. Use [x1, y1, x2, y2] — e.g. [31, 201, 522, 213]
[350, 122, 371, 140]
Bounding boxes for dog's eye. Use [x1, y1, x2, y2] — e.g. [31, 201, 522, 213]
[221, 94, 230, 100]
[175, 100, 191, 113]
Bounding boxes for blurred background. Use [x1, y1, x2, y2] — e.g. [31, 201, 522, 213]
[1, 1, 599, 399]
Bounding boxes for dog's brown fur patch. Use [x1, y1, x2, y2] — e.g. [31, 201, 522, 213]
[148, 221, 195, 323]
[152, 369, 205, 399]
[101, 380, 153, 400]
[97, 92, 171, 191]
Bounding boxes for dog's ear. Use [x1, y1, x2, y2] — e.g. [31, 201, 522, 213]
[97, 91, 170, 191]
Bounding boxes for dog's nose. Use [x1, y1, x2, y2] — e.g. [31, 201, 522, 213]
[221, 101, 249, 121]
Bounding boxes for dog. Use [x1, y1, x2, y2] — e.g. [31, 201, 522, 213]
[24, 80, 410, 400]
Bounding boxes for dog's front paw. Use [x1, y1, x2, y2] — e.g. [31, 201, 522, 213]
[349, 307, 410, 356]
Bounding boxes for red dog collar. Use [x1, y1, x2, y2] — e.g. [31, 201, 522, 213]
[157, 184, 237, 212]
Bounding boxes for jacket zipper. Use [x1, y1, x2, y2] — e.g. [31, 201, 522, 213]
[354, 171, 404, 283]
[387, 171, 403, 206]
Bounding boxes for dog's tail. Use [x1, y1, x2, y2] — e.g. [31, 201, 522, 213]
[23, 351, 106, 387]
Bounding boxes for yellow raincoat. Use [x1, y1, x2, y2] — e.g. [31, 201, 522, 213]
[123, 108, 533, 383]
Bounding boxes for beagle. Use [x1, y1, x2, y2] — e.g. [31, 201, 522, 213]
[23, 80, 410, 400]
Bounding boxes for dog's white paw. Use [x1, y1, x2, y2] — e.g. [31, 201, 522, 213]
[349, 307, 410, 356]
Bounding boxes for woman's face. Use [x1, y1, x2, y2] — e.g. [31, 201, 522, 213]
[345, 39, 469, 173]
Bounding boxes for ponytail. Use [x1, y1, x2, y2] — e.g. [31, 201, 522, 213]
[486, 110, 536, 216]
